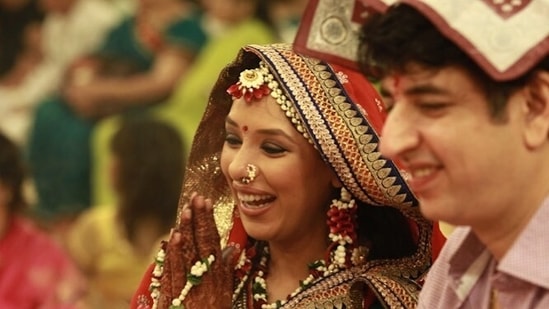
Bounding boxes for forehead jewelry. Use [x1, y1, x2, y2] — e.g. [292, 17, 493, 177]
[240, 164, 258, 184]
[226, 61, 312, 144]
[227, 64, 271, 103]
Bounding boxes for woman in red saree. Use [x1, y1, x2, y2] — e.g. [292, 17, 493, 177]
[131, 43, 433, 309]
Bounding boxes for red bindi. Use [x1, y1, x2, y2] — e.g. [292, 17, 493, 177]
[242, 125, 248, 132]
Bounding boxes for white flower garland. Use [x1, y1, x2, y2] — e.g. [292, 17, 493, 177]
[231, 188, 364, 308]
[150, 248, 165, 309]
[248, 246, 337, 309]
[328, 188, 357, 268]
[149, 247, 215, 309]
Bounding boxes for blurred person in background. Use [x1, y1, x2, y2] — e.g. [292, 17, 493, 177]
[152, 0, 276, 157]
[0, 6, 45, 146]
[267, 0, 308, 43]
[65, 116, 185, 309]
[0, 0, 123, 147]
[0, 131, 86, 309]
[0, 0, 43, 78]
[27, 0, 204, 238]
[92, 0, 276, 207]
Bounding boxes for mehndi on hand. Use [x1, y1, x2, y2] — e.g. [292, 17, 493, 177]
[157, 193, 233, 309]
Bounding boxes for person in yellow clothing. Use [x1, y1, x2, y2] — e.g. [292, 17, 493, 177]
[66, 117, 185, 309]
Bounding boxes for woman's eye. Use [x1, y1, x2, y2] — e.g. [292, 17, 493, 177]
[224, 134, 241, 146]
[262, 143, 286, 155]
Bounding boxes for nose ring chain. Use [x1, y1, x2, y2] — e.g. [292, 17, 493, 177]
[240, 164, 258, 184]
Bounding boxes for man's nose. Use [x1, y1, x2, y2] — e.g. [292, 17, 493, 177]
[379, 104, 419, 161]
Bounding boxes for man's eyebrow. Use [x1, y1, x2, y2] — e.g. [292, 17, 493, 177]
[380, 84, 451, 97]
[404, 84, 451, 96]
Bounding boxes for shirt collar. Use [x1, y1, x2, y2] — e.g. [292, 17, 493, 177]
[446, 227, 491, 301]
[498, 195, 549, 289]
[446, 195, 549, 291]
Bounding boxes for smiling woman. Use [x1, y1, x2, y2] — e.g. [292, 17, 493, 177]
[130, 43, 432, 309]
[221, 92, 338, 246]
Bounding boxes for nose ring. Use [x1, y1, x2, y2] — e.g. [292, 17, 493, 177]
[240, 164, 257, 184]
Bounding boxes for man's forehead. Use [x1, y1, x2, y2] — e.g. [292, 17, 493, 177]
[379, 66, 472, 95]
[379, 67, 437, 91]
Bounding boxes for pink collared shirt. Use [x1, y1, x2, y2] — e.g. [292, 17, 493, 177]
[418, 196, 549, 308]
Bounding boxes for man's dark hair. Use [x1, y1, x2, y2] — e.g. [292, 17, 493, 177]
[358, 4, 549, 118]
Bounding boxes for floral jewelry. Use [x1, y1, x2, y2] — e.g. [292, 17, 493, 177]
[230, 189, 366, 308]
[226, 62, 312, 144]
[149, 246, 166, 309]
[149, 243, 216, 309]
[241, 163, 258, 184]
[327, 187, 358, 268]
[170, 255, 216, 309]
[232, 244, 257, 303]
[248, 246, 334, 309]
[227, 65, 271, 103]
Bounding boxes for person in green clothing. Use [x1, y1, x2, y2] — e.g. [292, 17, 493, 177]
[27, 0, 207, 233]
[92, 0, 276, 206]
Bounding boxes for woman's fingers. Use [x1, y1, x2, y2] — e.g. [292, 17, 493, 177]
[168, 230, 185, 296]
[158, 246, 171, 309]
[178, 206, 199, 278]
[192, 196, 222, 259]
[190, 196, 233, 307]
[159, 231, 182, 308]
[159, 192, 230, 308]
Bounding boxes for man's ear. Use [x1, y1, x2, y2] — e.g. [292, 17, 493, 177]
[523, 71, 549, 148]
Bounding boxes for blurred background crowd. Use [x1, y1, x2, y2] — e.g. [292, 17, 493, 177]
[0, 0, 308, 308]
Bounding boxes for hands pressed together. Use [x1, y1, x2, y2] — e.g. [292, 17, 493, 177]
[156, 193, 233, 309]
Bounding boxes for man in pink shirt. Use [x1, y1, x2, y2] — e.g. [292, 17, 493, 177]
[358, 0, 549, 308]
